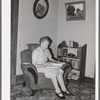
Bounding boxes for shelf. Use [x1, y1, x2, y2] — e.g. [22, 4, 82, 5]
[57, 44, 87, 84]
[63, 47, 82, 49]
[73, 68, 80, 71]
[62, 57, 81, 61]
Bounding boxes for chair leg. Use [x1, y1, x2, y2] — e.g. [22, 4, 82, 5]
[30, 90, 36, 96]
[23, 81, 26, 87]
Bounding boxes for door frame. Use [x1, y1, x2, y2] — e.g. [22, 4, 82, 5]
[11, 0, 19, 84]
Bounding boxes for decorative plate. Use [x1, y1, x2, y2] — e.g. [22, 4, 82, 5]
[33, 0, 49, 19]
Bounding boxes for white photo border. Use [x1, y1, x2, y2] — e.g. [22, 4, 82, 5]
[1, 0, 99, 100]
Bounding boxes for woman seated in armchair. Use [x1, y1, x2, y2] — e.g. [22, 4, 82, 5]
[32, 36, 73, 99]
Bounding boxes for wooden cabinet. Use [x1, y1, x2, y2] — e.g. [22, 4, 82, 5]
[57, 44, 87, 84]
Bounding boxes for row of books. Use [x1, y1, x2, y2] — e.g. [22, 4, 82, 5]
[68, 69, 80, 80]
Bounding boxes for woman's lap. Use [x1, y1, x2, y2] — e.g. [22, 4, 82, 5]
[37, 67, 63, 78]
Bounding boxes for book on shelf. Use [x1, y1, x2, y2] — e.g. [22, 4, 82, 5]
[68, 69, 80, 80]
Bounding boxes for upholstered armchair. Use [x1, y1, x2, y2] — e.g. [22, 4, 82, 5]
[20, 44, 72, 90]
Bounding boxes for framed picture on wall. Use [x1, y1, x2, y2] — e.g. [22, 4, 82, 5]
[33, 0, 49, 19]
[65, 1, 86, 21]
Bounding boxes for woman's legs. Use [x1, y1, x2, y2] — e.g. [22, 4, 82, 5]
[51, 76, 67, 99]
[51, 76, 64, 97]
[57, 74, 67, 92]
[51, 76, 61, 93]
[57, 74, 72, 95]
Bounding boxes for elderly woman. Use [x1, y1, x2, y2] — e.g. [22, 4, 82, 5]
[32, 36, 73, 99]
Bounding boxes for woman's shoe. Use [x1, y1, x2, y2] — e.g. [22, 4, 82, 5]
[62, 90, 74, 96]
[55, 92, 66, 99]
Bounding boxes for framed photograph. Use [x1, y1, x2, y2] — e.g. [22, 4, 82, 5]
[65, 1, 85, 21]
[33, 0, 49, 19]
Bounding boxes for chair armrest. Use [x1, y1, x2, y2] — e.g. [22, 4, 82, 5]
[21, 63, 38, 84]
[62, 63, 72, 86]
[21, 63, 37, 74]
[61, 62, 72, 71]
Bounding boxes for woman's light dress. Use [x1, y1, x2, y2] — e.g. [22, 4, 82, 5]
[32, 47, 63, 78]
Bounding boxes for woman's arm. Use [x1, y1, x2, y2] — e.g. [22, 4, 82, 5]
[48, 49, 66, 64]
[48, 50, 59, 63]
[49, 57, 58, 63]
[32, 50, 38, 65]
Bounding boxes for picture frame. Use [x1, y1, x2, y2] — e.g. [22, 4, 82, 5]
[33, 0, 49, 19]
[65, 1, 85, 21]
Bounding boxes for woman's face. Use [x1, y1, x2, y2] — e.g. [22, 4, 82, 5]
[41, 40, 49, 51]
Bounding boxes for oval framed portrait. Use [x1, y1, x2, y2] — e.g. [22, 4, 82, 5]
[33, 0, 49, 19]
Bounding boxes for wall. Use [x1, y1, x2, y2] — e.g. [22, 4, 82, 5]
[16, 0, 95, 78]
[57, 0, 95, 78]
[16, 0, 59, 75]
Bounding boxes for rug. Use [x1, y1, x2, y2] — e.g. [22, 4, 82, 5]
[11, 81, 95, 100]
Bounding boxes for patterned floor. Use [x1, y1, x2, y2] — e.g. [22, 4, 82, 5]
[11, 81, 95, 100]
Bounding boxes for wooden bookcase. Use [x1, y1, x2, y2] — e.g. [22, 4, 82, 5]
[57, 44, 87, 84]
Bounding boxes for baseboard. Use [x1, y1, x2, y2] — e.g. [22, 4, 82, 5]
[16, 74, 23, 83]
[84, 76, 95, 85]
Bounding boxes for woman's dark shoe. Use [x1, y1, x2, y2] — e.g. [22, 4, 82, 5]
[55, 92, 66, 99]
[62, 90, 74, 96]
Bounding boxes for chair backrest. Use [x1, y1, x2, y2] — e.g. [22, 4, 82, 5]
[20, 49, 32, 63]
[20, 44, 39, 63]
[27, 44, 39, 52]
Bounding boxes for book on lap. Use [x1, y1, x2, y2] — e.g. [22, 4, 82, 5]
[46, 62, 65, 68]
